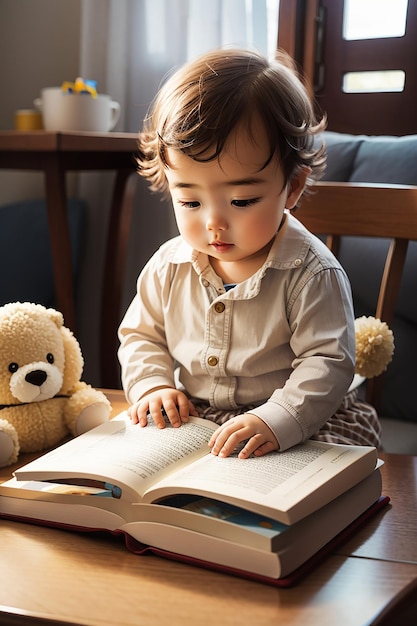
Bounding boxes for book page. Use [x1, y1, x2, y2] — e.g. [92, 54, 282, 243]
[146, 441, 377, 524]
[14, 414, 218, 502]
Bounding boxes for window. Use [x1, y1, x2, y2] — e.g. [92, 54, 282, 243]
[342, 0, 408, 95]
[343, 70, 405, 93]
[343, 0, 408, 40]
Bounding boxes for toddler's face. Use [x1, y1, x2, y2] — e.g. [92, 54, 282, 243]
[165, 120, 308, 283]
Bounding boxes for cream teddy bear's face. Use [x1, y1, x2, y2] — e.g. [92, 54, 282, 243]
[9, 355, 63, 403]
[0, 312, 66, 404]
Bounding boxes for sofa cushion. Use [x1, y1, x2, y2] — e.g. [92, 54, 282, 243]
[380, 417, 417, 454]
[0, 198, 85, 308]
[318, 131, 365, 180]
[350, 134, 417, 185]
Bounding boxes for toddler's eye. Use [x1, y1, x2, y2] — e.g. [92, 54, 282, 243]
[232, 198, 260, 208]
[179, 200, 200, 209]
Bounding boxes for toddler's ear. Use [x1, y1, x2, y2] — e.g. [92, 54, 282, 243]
[285, 166, 312, 210]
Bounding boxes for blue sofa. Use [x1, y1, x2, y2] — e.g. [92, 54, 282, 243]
[317, 132, 417, 453]
[0, 198, 85, 309]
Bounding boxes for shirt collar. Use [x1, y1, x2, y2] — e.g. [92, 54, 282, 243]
[264, 212, 311, 269]
[164, 212, 312, 287]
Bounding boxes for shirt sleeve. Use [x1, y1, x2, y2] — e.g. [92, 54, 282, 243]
[118, 251, 176, 404]
[250, 265, 356, 451]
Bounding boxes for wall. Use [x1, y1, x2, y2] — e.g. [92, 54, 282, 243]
[0, 0, 81, 200]
[0, 0, 175, 388]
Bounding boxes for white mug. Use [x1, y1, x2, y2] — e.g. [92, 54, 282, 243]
[34, 87, 121, 132]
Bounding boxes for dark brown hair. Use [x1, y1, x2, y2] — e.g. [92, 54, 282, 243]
[137, 48, 326, 194]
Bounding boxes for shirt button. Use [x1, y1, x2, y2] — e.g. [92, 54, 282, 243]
[207, 355, 218, 367]
[202, 279, 210, 287]
[294, 258, 302, 267]
[214, 302, 225, 313]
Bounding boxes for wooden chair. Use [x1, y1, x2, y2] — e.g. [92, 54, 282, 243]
[296, 181, 417, 413]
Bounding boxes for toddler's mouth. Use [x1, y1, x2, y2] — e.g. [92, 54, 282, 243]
[210, 241, 234, 252]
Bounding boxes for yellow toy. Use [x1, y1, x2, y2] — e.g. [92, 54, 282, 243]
[0, 302, 111, 467]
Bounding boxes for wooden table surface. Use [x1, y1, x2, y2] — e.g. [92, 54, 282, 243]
[1, 389, 416, 626]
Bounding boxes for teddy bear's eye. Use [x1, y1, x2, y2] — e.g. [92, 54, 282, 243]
[46, 353, 54, 364]
[8, 362, 18, 373]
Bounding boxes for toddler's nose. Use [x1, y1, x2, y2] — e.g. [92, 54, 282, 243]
[205, 208, 227, 232]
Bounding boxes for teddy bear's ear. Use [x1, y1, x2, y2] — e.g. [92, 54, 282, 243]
[46, 308, 64, 329]
[60, 326, 84, 392]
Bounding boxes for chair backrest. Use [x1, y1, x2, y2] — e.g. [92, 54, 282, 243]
[296, 181, 417, 409]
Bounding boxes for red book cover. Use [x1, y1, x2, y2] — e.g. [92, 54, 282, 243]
[1, 495, 390, 588]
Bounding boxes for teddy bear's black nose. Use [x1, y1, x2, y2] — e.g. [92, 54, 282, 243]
[25, 370, 47, 387]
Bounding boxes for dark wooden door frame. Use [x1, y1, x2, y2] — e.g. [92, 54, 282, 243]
[277, 0, 417, 135]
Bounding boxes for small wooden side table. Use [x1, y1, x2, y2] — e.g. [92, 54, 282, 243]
[0, 130, 139, 387]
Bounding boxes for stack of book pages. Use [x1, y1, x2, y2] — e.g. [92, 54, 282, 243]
[0, 412, 388, 587]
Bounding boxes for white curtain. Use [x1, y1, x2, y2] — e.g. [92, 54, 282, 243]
[76, 0, 280, 385]
[80, 0, 279, 133]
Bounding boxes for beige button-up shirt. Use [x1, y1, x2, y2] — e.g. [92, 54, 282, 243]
[118, 213, 355, 451]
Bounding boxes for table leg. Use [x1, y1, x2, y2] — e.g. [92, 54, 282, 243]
[43, 155, 76, 330]
[100, 168, 137, 388]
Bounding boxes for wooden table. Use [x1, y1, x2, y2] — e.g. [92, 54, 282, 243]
[0, 389, 416, 626]
[0, 131, 139, 387]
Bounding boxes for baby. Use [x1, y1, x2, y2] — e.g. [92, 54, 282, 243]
[118, 48, 381, 458]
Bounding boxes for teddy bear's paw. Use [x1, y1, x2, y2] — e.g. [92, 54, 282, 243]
[0, 422, 19, 467]
[75, 403, 111, 435]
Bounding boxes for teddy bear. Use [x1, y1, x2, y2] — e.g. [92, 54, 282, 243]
[0, 301, 111, 467]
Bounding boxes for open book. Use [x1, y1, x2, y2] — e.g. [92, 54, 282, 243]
[0, 413, 386, 584]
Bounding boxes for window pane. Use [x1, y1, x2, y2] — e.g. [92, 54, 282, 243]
[343, 0, 408, 40]
[343, 70, 406, 93]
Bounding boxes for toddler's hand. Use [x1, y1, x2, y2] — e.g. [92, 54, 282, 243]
[208, 413, 279, 459]
[128, 387, 199, 429]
